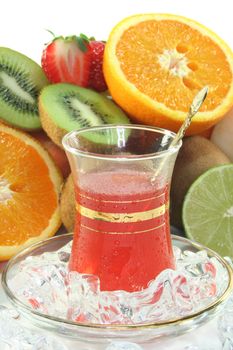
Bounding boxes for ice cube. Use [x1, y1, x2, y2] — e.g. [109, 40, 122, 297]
[106, 342, 143, 350]
[0, 305, 19, 319]
[0, 306, 67, 350]
[57, 241, 72, 262]
[222, 338, 233, 350]
[183, 346, 214, 350]
[67, 272, 100, 322]
[218, 293, 233, 347]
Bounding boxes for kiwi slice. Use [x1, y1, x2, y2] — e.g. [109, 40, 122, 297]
[39, 83, 130, 147]
[0, 47, 49, 130]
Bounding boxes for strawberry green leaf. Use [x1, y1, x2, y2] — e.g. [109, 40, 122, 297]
[45, 29, 56, 38]
[79, 33, 91, 42]
[76, 36, 88, 52]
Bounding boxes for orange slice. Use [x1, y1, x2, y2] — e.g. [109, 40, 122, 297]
[0, 124, 63, 261]
[104, 14, 233, 134]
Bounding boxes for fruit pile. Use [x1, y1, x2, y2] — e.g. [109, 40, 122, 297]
[0, 13, 233, 261]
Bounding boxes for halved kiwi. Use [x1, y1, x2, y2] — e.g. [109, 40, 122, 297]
[0, 47, 49, 130]
[39, 83, 130, 147]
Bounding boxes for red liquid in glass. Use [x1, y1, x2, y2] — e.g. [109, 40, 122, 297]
[69, 169, 174, 292]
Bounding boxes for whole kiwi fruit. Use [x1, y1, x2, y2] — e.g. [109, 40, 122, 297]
[170, 135, 231, 229]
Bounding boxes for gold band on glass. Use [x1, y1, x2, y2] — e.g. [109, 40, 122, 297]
[78, 192, 166, 203]
[76, 202, 169, 223]
[80, 223, 166, 234]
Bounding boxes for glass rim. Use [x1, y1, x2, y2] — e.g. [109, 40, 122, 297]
[2, 233, 233, 331]
[62, 124, 182, 161]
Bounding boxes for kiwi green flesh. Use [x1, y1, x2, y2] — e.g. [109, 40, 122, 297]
[0, 47, 49, 130]
[39, 83, 130, 144]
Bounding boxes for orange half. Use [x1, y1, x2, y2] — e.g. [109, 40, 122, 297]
[104, 14, 233, 134]
[0, 124, 63, 261]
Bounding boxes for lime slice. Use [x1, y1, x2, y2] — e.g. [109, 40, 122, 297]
[182, 164, 233, 257]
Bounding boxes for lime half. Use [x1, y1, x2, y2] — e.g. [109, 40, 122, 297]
[182, 164, 233, 257]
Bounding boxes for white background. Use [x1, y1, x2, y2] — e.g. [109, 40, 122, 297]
[0, 2, 231, 348]
[0, 0, 232, 64]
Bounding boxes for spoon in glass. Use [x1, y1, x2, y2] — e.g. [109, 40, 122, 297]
[155, 85, 209, 177]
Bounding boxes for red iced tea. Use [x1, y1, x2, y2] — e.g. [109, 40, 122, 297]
[69, 169, 174, 292]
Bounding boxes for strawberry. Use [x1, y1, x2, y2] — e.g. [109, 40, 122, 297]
[41, 33, 107, 92]
[88, 40, 107, 92]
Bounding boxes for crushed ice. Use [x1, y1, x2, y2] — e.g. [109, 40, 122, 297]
[0, 305, 67, 350]
[8, 241, 230, 325]
[105, 342, 143, 350]
[218, 257, 233, 349]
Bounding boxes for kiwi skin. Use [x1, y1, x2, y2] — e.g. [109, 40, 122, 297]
[39, 98, 66, 148]
[170, 135, 231, 229]
[60, 174, 75, 232]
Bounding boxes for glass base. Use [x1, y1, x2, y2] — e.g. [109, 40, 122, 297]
[2, 234, 233, 344]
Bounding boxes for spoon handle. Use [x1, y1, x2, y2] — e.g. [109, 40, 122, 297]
[154, 86, 209, 179]
[170, 86, 209, 147]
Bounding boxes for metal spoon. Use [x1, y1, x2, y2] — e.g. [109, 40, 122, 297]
[170, 85, 209, 148]
[155, 85, 209, 177]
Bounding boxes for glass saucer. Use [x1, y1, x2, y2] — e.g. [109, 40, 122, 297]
[2, 233, 233, 344]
